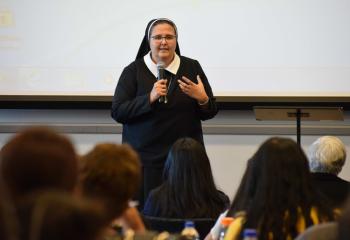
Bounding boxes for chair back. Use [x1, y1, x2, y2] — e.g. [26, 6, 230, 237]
[294, 222, 338, 240]
[142, 215, 216, 240]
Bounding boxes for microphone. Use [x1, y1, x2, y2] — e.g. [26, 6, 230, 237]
[157, 61, 167, 103]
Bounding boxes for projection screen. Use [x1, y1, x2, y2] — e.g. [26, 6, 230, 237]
[0, 0, 349, 102]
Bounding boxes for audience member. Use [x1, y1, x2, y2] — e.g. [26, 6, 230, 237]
[307, 136, 350, 209]
[222, 137, 334, 240]
[79, 143, 145, 234]
[0, 127, 81, 240]
[0, 126, 78, 202]
[142, 137, 229, 219]
[18, 191, 107, 240]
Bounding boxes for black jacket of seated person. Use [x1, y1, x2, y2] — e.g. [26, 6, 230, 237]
[142, 138, 229, 219]
[311, 172, 350, 209]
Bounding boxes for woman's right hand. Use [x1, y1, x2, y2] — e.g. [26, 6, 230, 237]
[150, 79, 167, 103]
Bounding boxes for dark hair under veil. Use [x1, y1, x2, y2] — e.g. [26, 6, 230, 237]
[135, 18, 181, 60]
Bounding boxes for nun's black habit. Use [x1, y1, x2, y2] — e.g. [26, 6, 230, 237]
[111, 18, 218, 208]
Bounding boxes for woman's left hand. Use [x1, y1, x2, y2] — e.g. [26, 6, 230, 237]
[178, 75, 209, 104]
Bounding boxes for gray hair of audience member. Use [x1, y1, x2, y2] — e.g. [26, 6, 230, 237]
[308, 136, 347, 175]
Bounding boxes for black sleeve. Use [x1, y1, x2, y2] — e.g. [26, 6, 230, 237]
[195, 60, 218, 120]
[111, 64, 153, 124]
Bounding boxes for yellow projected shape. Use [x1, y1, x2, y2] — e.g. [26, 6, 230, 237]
[0, 10, 14, 27]
[104, 74, 114, 85]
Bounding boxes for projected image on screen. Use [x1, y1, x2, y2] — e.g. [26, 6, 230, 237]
[0, 0, 349, 99]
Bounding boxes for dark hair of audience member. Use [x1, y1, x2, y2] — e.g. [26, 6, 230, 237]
[153, 137, 228, 218]
[227, 158, 254, 215]
[17, 191, 108, 240]
[0, 127, 78, 201]
[0, 181, 19, 240]
[227, 137, 333, 240]
[80, 143, 141, 221]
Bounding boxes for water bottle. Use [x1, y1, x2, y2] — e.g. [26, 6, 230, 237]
[243, 229, 257, 240]
[218, 217, 234, 240]
[181, 221, 200, 240]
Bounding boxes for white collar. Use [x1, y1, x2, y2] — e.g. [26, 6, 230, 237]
[144, 52, 180, 78]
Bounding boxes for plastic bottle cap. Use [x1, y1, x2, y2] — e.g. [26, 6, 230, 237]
[184, 221, 195, 228]
[220, 217, 234, 226]
[243, 229, 257, 237]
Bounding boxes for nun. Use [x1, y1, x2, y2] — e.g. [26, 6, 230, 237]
[111, 18, 218, 209]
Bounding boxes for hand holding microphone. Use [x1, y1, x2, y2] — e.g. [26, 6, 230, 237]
[150, 80, 167, 103]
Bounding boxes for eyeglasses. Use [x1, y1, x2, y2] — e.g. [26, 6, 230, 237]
[150, 35, 176, 42]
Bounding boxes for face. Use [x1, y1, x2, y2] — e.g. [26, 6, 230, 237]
[149, 23, 177, 65]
